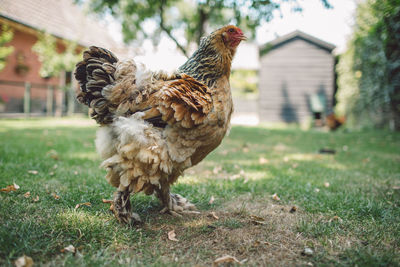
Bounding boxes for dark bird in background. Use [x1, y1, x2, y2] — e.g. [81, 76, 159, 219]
[74, 25, 246, 224]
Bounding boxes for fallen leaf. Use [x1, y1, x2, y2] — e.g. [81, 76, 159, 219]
[213, 255, 241, 266]
[28, 170, 38, 175]
[259, 157, 269, 164]
[46, 149, 59, 160]
[250, 215, 265, 221]
[52, 193, 60, 200]
[213, 166, 222, 174]
[73, 171, 78, 175]
[272, 193, 280, 201]
[250, 215, 267, 225]
[14, 255, 33, 267]
[61, 244, 76, 253]
[208, 212, 219, 220]
[209, 196, 215, 204]
[302, 247, 314, 256]
[289, 206, 297, 213]
[109, 204, 114, 211]
[33, 195, 39, 202]
[23, 192, 31, 198]
[242, 147, 249, 153]
[1, 183, 20, 192]
[102, 199, 113, 203]
[168, 230, 178, 242]
[75, 202, 91, 209]
[324, 182, 330, 188]
[330, 215, 343, 223]
[362, 158, 370, 163]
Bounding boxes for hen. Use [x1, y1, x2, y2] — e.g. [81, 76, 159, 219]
[74, 25, 245, 224]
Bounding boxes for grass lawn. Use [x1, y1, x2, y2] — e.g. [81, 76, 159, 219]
[0, 118, 399, 266]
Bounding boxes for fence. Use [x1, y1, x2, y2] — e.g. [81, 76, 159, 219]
[0, 79, 86, 117]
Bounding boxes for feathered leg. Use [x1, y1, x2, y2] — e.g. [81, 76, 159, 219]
[156, 185, 198, 217]
[113, 188, 141, 225]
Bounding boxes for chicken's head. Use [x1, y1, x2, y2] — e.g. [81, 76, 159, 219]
[221, 25, 247, 49]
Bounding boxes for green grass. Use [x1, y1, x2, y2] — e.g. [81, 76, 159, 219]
[0, 118, 399, 266]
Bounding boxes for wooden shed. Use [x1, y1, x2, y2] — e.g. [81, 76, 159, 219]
[259, 30, 336, 123]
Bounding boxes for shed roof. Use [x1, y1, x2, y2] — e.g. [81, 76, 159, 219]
[0, 0, 117, 48]
[261, 30, 336, 54]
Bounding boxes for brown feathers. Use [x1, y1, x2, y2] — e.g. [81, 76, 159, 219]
[150, 75, 212, 128]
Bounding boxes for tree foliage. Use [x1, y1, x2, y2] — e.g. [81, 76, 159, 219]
[0, 24, 14, 71]
[82, 0, 331, 57]
[336, 0, 400, 130]
[32, 32, 81, 78]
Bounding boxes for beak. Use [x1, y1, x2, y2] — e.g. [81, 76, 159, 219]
[238, 34, 247, 41]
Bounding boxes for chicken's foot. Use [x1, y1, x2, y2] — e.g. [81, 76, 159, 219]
[156, 187, 199, 217]
[113, 189, 141, 225]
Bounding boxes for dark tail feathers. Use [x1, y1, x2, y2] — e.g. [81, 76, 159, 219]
[75, 46, 119, 124]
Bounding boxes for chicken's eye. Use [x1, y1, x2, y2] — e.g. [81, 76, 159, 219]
[228, 28, 235, 33]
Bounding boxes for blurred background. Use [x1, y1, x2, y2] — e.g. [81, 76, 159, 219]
[0, 0, 398, 131]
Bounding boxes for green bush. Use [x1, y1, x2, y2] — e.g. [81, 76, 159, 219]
[336, 0, 400, 130]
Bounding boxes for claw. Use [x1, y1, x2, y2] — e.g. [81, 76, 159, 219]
[158, 191, 199, 217]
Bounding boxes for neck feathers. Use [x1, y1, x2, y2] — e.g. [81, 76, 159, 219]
[178, 33, 236, 88]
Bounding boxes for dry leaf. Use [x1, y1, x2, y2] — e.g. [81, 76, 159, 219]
[250, 215, 267, 225]
[213, 166, 222, 174]
[209, 196, 215, 204]
[73, 171, 78, 175]
[102, 199, 113, 203]
[209, 212, 219, 220]
[61, 244, 76, 253]
[1, 183, 20, 192]
[362, 158, 370, 163]
[168, 230, 178, 242]
[289, 206, 297, 213]
[242, 147, 249, 153]
[259, 157, 269, 164]
[14, 255, 33, 267]
[109, 204, 114, 211]
[330, 215, 343, 223]
[213, 255, 241, 266]
[52, 193, 60, 200]
[302, 247, 314, 256]
[46, 149, 59, 160]
[33, 195, 39, 202]
[28, 170, 38, 175]
[75, 202, 91, 209]
[23, 192, 31, 198]
[272, 193, 280, 201]
[220, 150, 228, 156]
[324, 182, 330, 188]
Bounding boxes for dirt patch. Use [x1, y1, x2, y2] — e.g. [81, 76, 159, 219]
[139, 195, 319, 266]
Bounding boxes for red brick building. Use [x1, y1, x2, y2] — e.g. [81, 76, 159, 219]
[0, 0, 118, 114]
